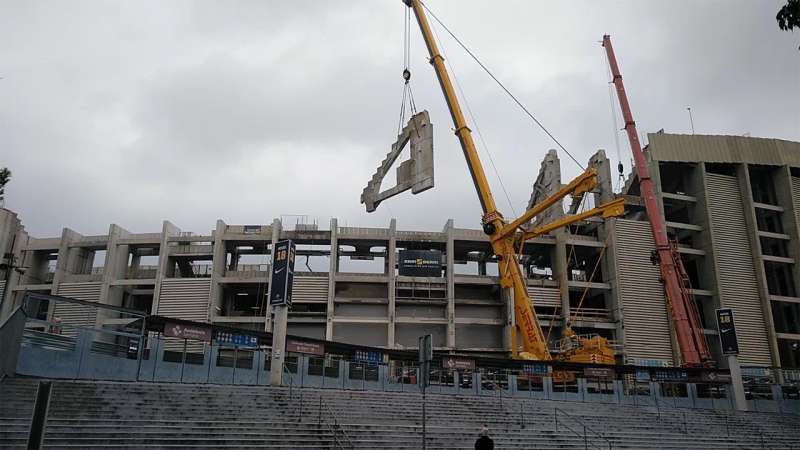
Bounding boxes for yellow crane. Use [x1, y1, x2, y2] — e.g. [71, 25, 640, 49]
[404, 0, 624, 362]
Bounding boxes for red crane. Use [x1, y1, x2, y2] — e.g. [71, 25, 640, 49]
[602, 35, 712, 366]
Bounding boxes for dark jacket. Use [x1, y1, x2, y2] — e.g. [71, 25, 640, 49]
[475, 435, 494, 450]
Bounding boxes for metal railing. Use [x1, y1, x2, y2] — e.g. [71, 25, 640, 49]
[21, 329, 77, 352]
[553, 407, 613, 450]
[282, 362, 352, 449]
[317, 395, 353, 449]
[647, 406, 776, 448]
[283, 362, 303, 421]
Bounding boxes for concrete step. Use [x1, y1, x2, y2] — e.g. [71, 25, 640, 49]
[2, 378, 797, 450]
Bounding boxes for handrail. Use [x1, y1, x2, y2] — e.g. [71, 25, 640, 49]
[645, 408, 778, 450]
[317, 395, 353, 449]
[282, 363, 303, 421]
[283, 363, 352, 448]
[554, 407, 612, 450]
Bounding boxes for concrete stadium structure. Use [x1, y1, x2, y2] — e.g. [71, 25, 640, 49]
[1, 133, 800, 371]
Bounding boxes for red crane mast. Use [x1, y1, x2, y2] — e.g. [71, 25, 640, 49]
[602, 35, 712, 366]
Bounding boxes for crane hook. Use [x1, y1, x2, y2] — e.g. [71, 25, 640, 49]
[402, 68, 411, 83]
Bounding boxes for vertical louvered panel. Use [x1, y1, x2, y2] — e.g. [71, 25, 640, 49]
[706, 173, 771, 366]
[156, 278, 211, 322]
[792, 177, 800, 226]
[614, 219, 674, 365]
[53, 282, 102, 333]
[0, 281, 5, 307]
[292, 275, 329, 303]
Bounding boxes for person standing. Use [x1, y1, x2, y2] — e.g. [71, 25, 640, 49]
[474, 425, 494, 450]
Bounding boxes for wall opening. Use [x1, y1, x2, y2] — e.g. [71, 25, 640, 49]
[338, 244, 384, 274]
[749, 165, 778, 205]
[764, 261, 797, 297]
[705, 163, 736, 176]
[755, 208, 784, 234]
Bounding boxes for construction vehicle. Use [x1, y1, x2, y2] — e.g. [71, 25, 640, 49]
[398, 0, 624, 362]
[602, 35, 712, 366]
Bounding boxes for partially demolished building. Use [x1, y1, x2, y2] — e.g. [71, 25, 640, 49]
[1, 133, 799, 369]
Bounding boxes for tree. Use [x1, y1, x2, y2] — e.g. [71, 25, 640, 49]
[777, 0, 800, 49]
[0, 168, 11, 205]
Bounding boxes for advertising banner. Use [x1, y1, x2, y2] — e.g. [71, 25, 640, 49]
[443, 357, 475, 371]
[716, 308, 740, 355]
[354, 350, 383, 363]
[583, 367, 615, 379]
[163, 322, 212, 342]
[215, 330, 259, 348]
[398, 250, 442, 277]
[270, 240, 296, 306]
[286, 339, 324, 356]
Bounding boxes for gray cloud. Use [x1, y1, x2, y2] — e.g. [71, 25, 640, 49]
[1, 0, 798, 238]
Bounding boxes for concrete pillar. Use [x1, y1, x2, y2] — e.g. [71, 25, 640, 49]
[445, 219, 455, 349]
[553, 232, 570, 333]
[265, 219, 282, 333]
[0, 209, 25, 320]
[325, 218, 338, 340]
[774, 166, 800, 302]
[590, 150, 620, 347]
[647, 155, 682, 365]
[388, 219, 397, 347]
[151, 221, 180, 315]
[737, 164, 782, 368]
[268, 219, 286, 386]
[210, 220, 227, 322]
[690, 163, 720, 315]
[695, 163, 726, 364]
[91, 224, 129, 336]
[728, 354, 748, 411]
[530, 149, 567, 336]
[99, 224, 130, 310]
[48, 228, 83, 319]
[269, 306, 289, 386]
[589, 150, 615, 206]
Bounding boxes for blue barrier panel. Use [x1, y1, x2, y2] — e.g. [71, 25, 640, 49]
[17, 336, 81, 379]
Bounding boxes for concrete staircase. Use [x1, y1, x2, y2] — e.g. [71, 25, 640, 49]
[0, 377, 37, 448]
[0, 377, 798, 449]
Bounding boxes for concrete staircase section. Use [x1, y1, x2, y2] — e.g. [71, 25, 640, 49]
[0, 378, 797, 449]
[0, 378, 38, 448]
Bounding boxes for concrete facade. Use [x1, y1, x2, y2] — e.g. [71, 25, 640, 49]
[1, 133, 799, 369]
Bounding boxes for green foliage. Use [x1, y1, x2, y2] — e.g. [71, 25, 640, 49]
[0, 167, 11, 203]
[777, 0, 800, 31]
[777, 0, 800, 49]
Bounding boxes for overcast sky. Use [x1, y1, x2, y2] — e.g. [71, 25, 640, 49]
[2, 1, 799, 238]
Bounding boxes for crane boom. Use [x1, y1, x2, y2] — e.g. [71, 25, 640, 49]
[602, 35, 712, 366]
[403, 0, 625, 361]
[405, 0, 497, 216]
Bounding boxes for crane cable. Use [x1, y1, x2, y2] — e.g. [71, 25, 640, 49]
[421, 1, 584, 170]
[397, 6, 418, 136]
[601, 48, 626, 192]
